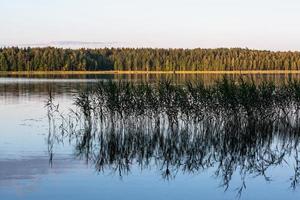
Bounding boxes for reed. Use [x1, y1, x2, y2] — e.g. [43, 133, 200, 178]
[46, 78, 300, 197]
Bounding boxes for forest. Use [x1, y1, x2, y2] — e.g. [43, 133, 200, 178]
[1, 47, 300, 71]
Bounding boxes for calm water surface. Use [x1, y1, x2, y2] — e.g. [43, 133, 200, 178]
[1, 74, 300, 200]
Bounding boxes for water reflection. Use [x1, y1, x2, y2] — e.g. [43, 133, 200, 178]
[46, 78, 300, 197]
[2, 73, 300, 98]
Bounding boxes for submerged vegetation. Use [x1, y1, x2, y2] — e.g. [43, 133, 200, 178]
[2, 47, 300, 71]
[47, 78, 300, 197]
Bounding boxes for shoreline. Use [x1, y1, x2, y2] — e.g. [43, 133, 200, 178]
[1, 70, 300, 75]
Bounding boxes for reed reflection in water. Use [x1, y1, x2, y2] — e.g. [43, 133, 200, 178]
[46, 78, 300, 197]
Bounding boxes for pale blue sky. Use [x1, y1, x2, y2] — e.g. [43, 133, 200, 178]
[1, 0, 300, 50]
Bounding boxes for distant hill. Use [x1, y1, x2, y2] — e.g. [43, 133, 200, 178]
[0, 41, 120, 49]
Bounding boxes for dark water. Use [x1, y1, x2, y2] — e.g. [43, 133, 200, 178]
[1, 74, 300, 200]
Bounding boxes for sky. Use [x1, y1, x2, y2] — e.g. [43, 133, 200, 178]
[1, 0, 300, 50]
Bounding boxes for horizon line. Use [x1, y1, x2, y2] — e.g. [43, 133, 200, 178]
[0, 44, 299, 53]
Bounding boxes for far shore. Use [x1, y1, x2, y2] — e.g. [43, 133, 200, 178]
[2, 70, 300, 75]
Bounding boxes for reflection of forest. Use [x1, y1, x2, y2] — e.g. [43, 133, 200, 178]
[46, 78, 300, 196]
[2, 74, 300, 98]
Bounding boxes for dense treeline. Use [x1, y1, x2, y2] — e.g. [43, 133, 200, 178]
[1, 47, 300, 71]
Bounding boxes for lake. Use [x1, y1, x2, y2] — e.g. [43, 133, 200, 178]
[1, 73, 300, 200]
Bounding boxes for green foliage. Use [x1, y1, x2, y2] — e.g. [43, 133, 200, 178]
[1, 47, 300, 71]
